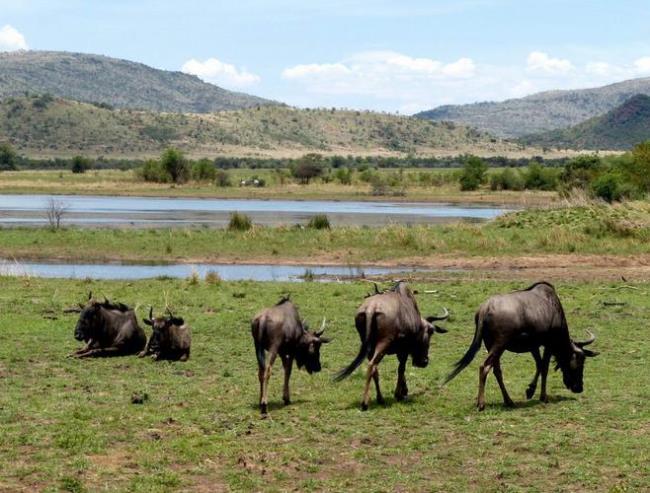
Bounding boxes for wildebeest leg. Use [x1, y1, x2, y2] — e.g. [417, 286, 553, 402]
[394, 353, 408, 401]
[493, 359, 515, 408]
[361, 342, 387, 411]
[477, 348, 502, 411]
[76, 346, 122, 358]
[526, 348, 543, 400]
[179, 351, 189, 362]
[282, 355, 293, 405]
[539, 347, 552, 403]
[70, 339, 95, 356]
[260, 350, 278, 415]
[372, 368, 385, 405]
[138, 338, 152, 358]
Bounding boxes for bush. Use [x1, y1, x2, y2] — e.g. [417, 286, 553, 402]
[0, 143, 18, 171]
[489, 168, 524, 191]
[590, 171, 634, 203]
[291, 153, 326, 184]
[523, 163, 558, 190]
[228, 212, 252, 231]
[459, 156, 487, 191]
[192, 159, 216, 181]
[334, 167, 352, 185]
[307, 214, 331, 229]
[161, 148, 190, 184]
[560, 155, 602, 191]
[137, 159, 169, 183]
[215, 170, 231, 187]
[71, 155, 92, 174]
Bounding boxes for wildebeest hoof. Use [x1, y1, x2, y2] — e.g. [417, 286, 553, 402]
[361, 402, 369, 411]
[525, 387, 535, 400]
[504, 399, 516, 408]
[477, 402, 486, 411]
[260, 403, 268, 415]
[376, 396, 385, 405]
[283, 398, 291, 405]
[540, 395, 549, 404]
[394, 393, 405, 402]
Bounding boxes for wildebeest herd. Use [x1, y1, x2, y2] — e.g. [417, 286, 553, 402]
[69, 281, 598, 415]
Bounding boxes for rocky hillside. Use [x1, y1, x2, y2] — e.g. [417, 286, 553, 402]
[0, 51, 276, 113]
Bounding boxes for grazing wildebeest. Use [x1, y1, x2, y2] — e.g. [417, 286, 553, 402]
[334, 281, 449, 410]
[71, 293, 146, 358]
[139, 307, 191, 361]
[251, 296, 331, 415]
[444, 282, 598, 410]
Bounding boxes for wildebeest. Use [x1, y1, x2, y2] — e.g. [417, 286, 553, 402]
[334, 281, 449, 410]
[251, 296, 331, 415]
[71, 293, 146, 358]
[139, 307, 191, 361]
[444, 282, 598, 410]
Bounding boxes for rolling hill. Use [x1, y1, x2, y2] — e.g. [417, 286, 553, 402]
[416, 77, 650, 138]
[519, 94, 650, 150]
[0, 50, 276, 113]
[0, 95, 520, 158]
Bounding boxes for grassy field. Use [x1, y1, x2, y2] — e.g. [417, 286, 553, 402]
[0, 168, 556, 205]
[0, 277, 647, 492]
[2, 203, 650, 267]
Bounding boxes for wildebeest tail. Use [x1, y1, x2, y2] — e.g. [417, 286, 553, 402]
[443, 310, 484, 385]
[251, 318, 265, 368]
[333, 311, 374, 381]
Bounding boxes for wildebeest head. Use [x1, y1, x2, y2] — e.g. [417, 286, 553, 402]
[295, 318, 331, 374]
[558, 331, 598, 393]
[74, 292, 101, 341]
[411, 307, 449, 368]
[143, 307, 184, 353]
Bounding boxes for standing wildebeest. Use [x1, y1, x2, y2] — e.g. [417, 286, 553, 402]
[139, 307, 191, 361]
[251, 296, 331, 415]
[334, 282, 449, 410]
[444, 282, 598, 410]
[71, 293, 146, 358]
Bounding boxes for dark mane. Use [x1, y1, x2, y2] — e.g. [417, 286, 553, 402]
[275, 295, 291, 306]
[98, 300, 132, 312]
[522, 281, 555, 292]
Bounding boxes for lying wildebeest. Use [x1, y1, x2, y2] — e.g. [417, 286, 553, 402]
[139, 307, 191, 361]
[71, 292, 146, 358]
[444, 281, 598, 410]
[334, 281, 449, 410]
[251, 296, 331, 415]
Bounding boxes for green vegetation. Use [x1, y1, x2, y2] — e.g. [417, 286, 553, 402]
[417, 77, 650, 138]
[228, 212, 253, 232]
[521, 94, 650, 150]
[459, 156, 487, 191]
[70, 155, 92, 174]
[3, 203, 650, 264]
[0, 277, 647, 491]
[0, 142, 17, 171]
[0, 50, 274, 113]
[307, 214, 331, 230]
[0, 96, 518, 158]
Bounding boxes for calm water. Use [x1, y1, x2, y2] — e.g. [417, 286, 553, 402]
[0, 260, 414, 282]
[0, 194, 510, 227]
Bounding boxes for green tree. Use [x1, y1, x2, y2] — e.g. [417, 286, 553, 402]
[291, 153, 326, 184]
[0, 143, 18, 171]
[71, 155, 92, 174]
[191, 158, 216, 181]
[161, 148, 189, 184]
[560, 155, 602, 190]
[459, 156, 487, 191]
[626, 141, 650, 192]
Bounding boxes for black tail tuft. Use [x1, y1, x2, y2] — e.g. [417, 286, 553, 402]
[333, 312, 373, 382]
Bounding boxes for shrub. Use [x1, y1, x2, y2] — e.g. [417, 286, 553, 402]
[161, 148, 190, 184]
[71, 155, 92, 174]
[523, 163, 558, 190]
[192, 158, 216, 181]
[291, 153, 326, 184]
[590, 171, 634, 203]
[0, 143, 18, 171]
[334, 167, 352, 185]
[560, 155, 602, 191]
[228, 212, 252, 231]
[307, 214, 331, 229]
[205, 270, 222, 285]
[489, 168, 524, 191]
[215, 170, 231, 187]
[459, 155, 487, 191]
[137, 159, 169, 183]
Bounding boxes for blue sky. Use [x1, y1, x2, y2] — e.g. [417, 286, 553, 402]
[2, 0, 650, 112]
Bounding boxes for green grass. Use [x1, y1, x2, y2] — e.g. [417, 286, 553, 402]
[2, 203, 650, 264]
[0, 277, 647, 491]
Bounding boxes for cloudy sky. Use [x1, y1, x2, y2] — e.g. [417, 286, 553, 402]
[2, 0, 650, 113]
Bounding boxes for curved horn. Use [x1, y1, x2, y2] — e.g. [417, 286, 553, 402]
[166, 307, 174, 318]
[88, 291, 92, 301]
[428, 307, 449, 322]
[315, 317, 326, 337]
[575, 330, 596, 348]
[149, 306, 153, 320]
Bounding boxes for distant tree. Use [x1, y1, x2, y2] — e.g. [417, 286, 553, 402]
[291, 153, 326, 184]
[559, 155, 602, 190]
[71, 155, 92, 174]
[161, 147, 190, 184]
[191, 158, 216, 181]
[459, 155, 487, 191]
[627, 141, 650, 192]
[0, 143, 18, 171]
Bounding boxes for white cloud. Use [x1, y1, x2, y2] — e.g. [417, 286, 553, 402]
[0, 24, 28, 51]
[181, 57, 260, 88]
[441, 57, 476, 78]
[282, 63, 350, 79]
[633, 57, 650, 74]
[526, 51, 573, 75]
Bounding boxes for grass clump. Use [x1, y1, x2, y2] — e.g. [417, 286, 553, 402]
[307, 214, 331, 230]
[205, 270, 222, 285]
[228, 211, 253, 231]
